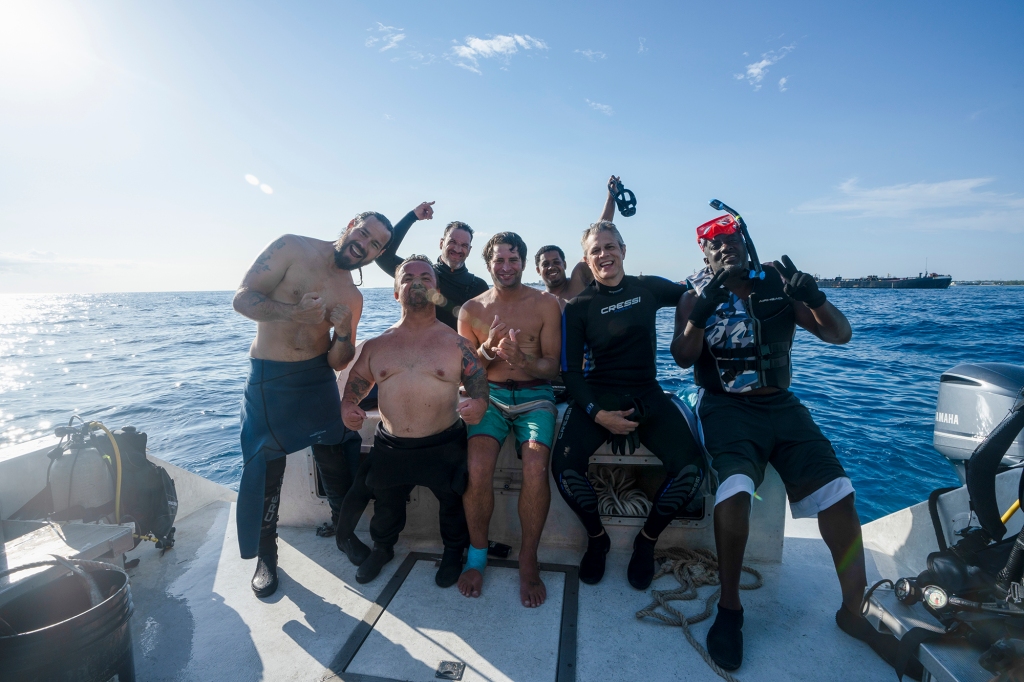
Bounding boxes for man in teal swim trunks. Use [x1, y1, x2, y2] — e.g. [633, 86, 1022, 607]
[457, 232, 563, 607]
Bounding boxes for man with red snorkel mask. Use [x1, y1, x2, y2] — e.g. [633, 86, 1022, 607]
[672, 216, 915, 677]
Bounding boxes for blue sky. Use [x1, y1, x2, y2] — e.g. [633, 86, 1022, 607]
[1, 0, 1021, 292]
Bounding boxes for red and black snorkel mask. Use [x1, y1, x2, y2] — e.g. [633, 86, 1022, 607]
[697, 200, 765, 280]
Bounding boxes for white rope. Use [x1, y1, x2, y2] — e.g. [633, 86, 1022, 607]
[635, 547, 763, 682]
[589, 466, 653, 517]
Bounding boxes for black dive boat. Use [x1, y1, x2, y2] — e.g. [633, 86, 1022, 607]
[816, 273, 953, 289]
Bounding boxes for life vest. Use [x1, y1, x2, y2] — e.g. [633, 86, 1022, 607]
[686, 264, 795, 394]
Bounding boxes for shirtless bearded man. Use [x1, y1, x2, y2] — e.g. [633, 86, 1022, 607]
[233, 210, 393, 598]
[338, 256, 489, 586]
[457, 232, 562, 607]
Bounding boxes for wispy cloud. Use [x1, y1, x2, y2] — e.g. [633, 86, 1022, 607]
[408, 51, 436, 68]
[735, 44, 794, 90]
[365, 23, 405, 52]
[0, 251, 141, 273]
[575, 49, 606, 61]
[795, 178, 1024, 231]
[586, 99, 613, 116]
[638, 37, 648, 54]
[778, 77, 788, 92]
[447, 34, 548, 74]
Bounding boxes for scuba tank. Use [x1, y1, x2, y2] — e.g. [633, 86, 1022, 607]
[48, 419, 178, 550]
[49, 441, 114, 519]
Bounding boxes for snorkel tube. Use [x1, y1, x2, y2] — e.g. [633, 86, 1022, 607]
[708, 199, 764, 280]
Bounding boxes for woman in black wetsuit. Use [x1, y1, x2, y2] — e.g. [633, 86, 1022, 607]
[553, 221, 705, 589]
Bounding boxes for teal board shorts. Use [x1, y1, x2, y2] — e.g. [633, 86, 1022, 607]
[467, 381, 557, 453]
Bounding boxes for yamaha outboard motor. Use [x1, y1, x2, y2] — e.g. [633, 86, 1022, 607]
[934, 363, 1024, 483]
[882, 381, 1024, 679]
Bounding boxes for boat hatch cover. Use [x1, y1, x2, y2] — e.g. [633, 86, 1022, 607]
[328, 552, 579, 682]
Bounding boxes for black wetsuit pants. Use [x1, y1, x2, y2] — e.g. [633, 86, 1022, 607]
[336, 422, 470, 550]
[551, 383, 704, 539]
[258, 434, 362, 557]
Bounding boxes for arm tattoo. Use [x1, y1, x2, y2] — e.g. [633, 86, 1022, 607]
[343, 375, 372, 405]
[234, 289, 289, 322]
[239, 290, 269, 308]
[458, 338, 490, 400]
[252, 237, 287, 273]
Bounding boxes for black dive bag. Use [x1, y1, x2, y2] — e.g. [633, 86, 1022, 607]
[890, 393, 1024, 679]
[92, 426, 178, 549]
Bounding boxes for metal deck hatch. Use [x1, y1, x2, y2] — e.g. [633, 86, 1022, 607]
[324, 552, 579, 682]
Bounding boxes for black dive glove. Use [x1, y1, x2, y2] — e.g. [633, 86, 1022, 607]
[687, 269, 731, 328]
[775, 255, 826, 309]
[609, 399, 648, 456]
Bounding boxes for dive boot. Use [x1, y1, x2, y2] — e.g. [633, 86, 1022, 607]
[836, 606, 923, 680]
[251, 535, 279, 598]
[356, 543, 395, 584]
[627, 532, 657, 590]
[337, 532, 371, 566]
[435, 547, 464, 588]
[707, 605, 743, 671]
[579, 531, 611, 585]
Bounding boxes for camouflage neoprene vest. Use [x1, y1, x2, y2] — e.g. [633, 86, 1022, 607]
[685, 264, 796, 394]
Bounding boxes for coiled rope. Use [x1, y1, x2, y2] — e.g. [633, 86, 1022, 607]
[589, 466, 653, 517]
[635, 547, 763, 682]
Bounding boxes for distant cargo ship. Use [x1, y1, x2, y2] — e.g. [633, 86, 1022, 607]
[815, 272, 952, 289]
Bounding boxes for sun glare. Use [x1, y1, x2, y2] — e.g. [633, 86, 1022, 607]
[0, 1, 97, 102]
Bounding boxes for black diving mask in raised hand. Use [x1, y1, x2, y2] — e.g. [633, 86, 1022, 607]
[612, 178, 637, 217]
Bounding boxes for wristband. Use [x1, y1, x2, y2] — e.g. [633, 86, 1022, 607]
[478, 345, 495, 361]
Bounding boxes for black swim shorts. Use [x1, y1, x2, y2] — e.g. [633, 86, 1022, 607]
[696, 389, 853, 518]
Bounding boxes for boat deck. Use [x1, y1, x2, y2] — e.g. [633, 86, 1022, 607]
[123, 498, 897, 681]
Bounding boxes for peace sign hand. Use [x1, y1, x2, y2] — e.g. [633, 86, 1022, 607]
[774, 255, 826, 308]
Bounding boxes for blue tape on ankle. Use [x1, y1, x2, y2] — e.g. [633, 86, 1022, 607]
[464, 545, 487, 574]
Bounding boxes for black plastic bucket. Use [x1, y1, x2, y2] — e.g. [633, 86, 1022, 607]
[0, 562, 135, 682]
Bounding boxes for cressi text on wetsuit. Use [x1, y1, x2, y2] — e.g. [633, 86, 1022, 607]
[552, 275, 704, 539]
[375, 212, 490, 329]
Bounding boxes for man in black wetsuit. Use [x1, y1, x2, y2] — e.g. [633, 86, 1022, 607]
[375, 202, 489, 329]
[671, 215, 917, 677]
[553, 220, 705, 589]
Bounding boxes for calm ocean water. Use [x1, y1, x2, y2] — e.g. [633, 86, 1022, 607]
[1, 286, 1022, 522]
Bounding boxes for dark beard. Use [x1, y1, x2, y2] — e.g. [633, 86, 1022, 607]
[403, 288, 431, 309]
[334, 247, 361, 271]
